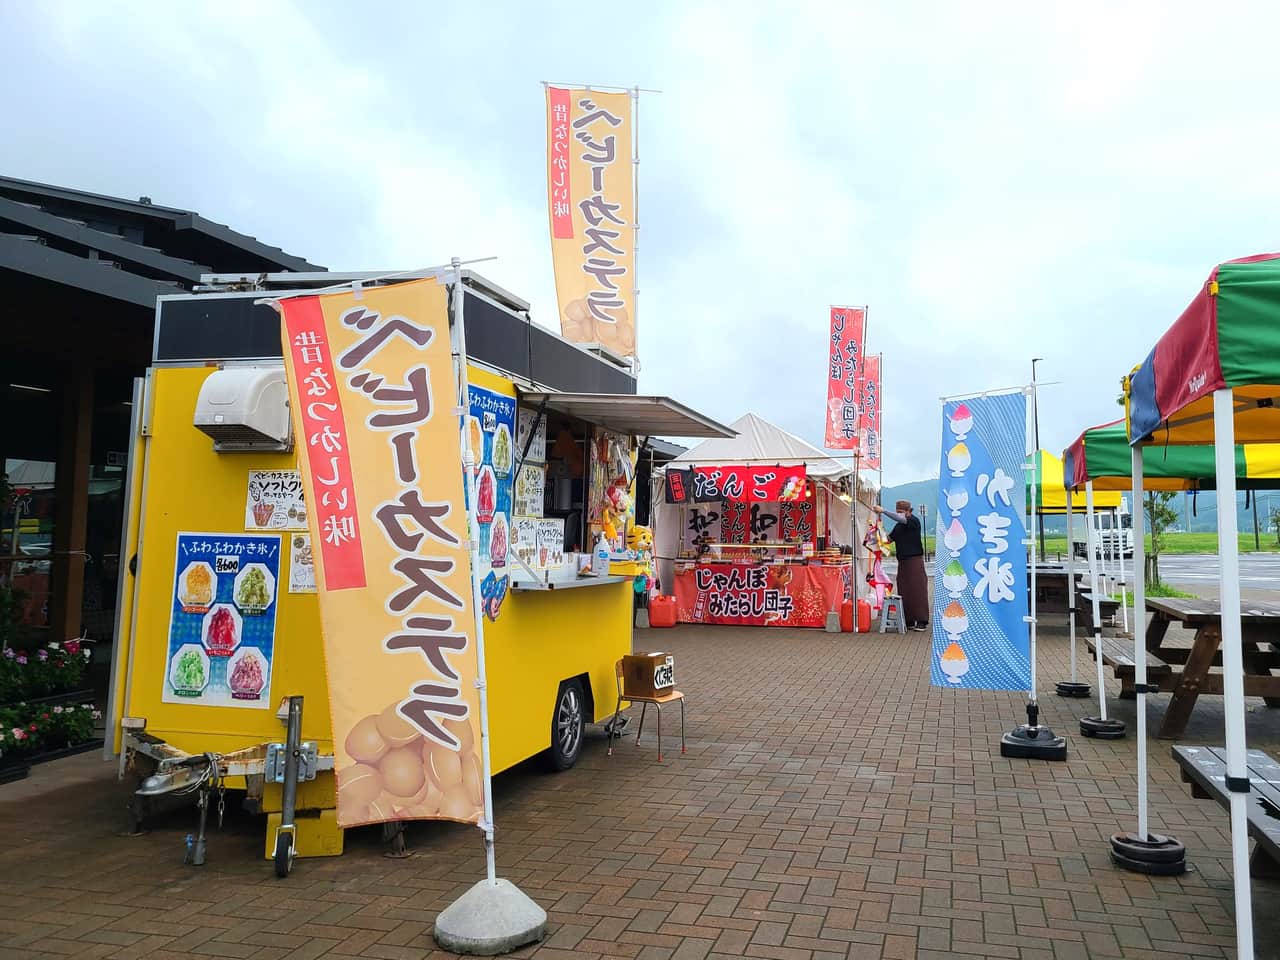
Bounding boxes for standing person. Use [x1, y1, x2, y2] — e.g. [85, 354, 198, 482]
[874, 500, 929, 631]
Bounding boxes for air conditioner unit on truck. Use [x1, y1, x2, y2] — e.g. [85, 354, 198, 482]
[1070, 498, 1134, 560]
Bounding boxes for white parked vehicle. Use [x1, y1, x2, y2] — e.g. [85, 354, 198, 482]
[1071, 498, 1134, 559]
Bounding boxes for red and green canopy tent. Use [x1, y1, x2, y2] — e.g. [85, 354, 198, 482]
[1122, 253, 1280, 954]
[1128, 253, 1280, 445]
[1065, 419, 1280, 491]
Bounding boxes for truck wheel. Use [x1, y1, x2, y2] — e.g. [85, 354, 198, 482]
[548, 680, 585, 771]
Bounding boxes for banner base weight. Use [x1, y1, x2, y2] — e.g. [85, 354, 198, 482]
[1110, 833, 1186, 875]
[1055, 681, 1091, 698]
[1080, 716, 1126, 739]
[433, 878, 547, 955]
[1000, 725, 1067, 761]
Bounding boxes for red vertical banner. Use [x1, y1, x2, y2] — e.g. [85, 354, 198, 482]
[281, 296, 366, 591]
[547, 86, 574, 240]
[859, 354, 882, 470]
[824, 306, 866, 449]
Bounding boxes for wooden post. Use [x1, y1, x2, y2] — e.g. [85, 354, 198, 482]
[49, 367, 94, 643]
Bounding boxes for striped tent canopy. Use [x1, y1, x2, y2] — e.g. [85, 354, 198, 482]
[1127, 254, 1280, 445]
[1026, 449, 1120, 514]
[1065, 420, 1280, 492]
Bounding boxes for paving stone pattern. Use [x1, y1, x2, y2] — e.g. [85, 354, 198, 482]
[3, 620, 1278, 960]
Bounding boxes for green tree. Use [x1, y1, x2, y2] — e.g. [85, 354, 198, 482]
[1145, 491, 1179, 586]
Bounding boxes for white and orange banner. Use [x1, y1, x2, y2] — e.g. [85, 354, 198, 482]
[859, 354, 882, 470]
[545, 85, 635, 357]
[279, 278, 484, 829]
[824, 306, 866, 449]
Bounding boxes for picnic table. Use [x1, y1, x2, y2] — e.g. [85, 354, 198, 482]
[1141, 598, 1280, 738]
[1172, 745, 1280, 876]
[1033, 567, 1077, 614]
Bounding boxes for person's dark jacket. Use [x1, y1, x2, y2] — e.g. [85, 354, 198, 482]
[885, 511, 923, 560]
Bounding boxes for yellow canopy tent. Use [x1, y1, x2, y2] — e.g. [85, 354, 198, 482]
[1028, 449, 1121, 515]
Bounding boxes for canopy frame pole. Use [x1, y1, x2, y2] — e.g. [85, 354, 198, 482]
[1132, 447, 1148, 839]
[1213, 387, 1254, 957]
[1108, 443, 1182, 873]
[1067, 495, 1077, 683]
[1086, 481, 1108, 722]
[1117, 506, 1129, 635]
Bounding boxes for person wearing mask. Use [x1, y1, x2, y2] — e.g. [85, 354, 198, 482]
[873, 500, 929, 631]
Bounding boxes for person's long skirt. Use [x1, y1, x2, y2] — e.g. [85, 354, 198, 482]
[897, 555, 929, 625]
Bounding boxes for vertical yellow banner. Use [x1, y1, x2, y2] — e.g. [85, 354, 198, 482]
[546, 86, 635, 358]
[278, 278, 484, 829]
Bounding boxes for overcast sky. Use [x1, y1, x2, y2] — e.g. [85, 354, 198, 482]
[5, 2, 1279, 485]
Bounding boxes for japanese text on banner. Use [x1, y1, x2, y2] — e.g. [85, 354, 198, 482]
[824, 306, 866, 449]
[280, 279, 485, 830]
[544, 87, 635, 357]
[858, 355, 882, 470]
[929, 393, 1031, 692]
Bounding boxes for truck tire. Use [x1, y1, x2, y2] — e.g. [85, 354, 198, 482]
[548, 680, 585, 771]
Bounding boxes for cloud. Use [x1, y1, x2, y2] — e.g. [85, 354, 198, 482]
[4, 0, 1279, 487]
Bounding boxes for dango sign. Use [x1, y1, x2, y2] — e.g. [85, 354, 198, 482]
[930, 393, 1031, 691]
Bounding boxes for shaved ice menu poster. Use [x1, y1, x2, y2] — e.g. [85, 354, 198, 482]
[162, 532, 280, 709]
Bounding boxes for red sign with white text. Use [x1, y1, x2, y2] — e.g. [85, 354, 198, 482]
[824, 306, 866, 449]
[547, 86, 573, 240]
[689, 464, 807, 503]
[281, 297, 366, 591]
[859, 354, 881, 470]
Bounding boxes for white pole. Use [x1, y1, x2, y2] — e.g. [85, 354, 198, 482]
[449, 258, 499, 886]
[629, 85, 641, 378]
[1213, 387, 1253, 956]
[1118, 506, 1129, 634]
[1086, 480, 1108, 721]
[1131, 447, 1148, 840]
[852, 455, 860, 634]
[1027, 386, 1039, 705]
[1067, 491, 1077, 684]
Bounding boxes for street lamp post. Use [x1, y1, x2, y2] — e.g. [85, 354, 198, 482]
[1032, 358, 1045, 562]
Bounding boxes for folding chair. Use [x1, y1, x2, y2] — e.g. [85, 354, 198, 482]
[608, 658, 685, 762]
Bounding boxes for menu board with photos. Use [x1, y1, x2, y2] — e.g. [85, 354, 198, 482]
[512, 516, 566, 570]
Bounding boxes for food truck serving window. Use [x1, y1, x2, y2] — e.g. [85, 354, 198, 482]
[507, 394, 732, 575]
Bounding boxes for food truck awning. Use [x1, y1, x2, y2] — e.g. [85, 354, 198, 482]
[520, 393, 736, 439]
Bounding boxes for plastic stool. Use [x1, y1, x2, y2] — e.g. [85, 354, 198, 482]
[879, 594, 906, 634]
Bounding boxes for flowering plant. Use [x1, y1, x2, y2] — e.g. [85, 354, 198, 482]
[0, 640, 90, 703]
[0, 702, 98, 760]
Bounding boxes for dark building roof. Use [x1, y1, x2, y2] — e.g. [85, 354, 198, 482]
[0, 175, 322, 310]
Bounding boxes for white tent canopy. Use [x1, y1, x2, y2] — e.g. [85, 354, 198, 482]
[652, 413, 876, 597]
[668, 413, 853, 479]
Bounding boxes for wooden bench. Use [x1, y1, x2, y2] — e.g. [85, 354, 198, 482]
[1172, 745, 1280, 877]
[1080, 591, 1121, 630]
[1085, 635, 1172, 698]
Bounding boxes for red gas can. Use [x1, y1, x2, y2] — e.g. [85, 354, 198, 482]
[840, 599, 873, 633]
[649, 595, 678, 628]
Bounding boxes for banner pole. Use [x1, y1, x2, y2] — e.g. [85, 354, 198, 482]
[630, 84, 641, 379]
[851, 454, 860, 633]
[434, 262, 547, 954]
[1055, 485, 1089, 698]
[999, 382, 1066, 760]
[448, 258, 499, 885]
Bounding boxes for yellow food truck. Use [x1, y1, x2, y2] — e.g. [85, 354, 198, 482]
[106, 268, 730, 868]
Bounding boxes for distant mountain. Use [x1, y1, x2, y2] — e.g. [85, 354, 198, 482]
[879, 479, 1280, 536]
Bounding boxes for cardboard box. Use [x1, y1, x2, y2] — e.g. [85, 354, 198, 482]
[622, 652, 675, 699]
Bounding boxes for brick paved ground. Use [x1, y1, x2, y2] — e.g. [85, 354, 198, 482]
[3, 609, 1279, 960]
